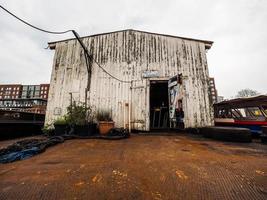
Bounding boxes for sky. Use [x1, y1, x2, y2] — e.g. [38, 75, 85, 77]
[0, 0, 266, 98]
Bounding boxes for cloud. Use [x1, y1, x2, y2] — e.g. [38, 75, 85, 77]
[0, 0, 266, 97]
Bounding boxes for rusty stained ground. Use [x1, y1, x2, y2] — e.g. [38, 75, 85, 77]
[0, 134, 266, 200]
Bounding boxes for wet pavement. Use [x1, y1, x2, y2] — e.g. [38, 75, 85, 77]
[0, 133, 266, 200]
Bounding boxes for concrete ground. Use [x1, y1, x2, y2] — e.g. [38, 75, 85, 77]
[0, 133, 266, 200]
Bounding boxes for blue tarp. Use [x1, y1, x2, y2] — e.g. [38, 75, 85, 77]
[0, 147, 40, 163]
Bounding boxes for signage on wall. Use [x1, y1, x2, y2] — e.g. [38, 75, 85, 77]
[142, 70, 160, 78]
[54, 107, 62, 115]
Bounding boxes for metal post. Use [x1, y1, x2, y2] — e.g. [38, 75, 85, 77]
[123, 101, 126, 129]
[128, 81, 133, 133]
[69, 92, 73, 119]
[85, 87, 87, 108]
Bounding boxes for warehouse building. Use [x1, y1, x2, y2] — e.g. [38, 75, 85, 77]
[46, 29, 214, 131]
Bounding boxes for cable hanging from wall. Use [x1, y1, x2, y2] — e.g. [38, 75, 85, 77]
[0, 5, 133, 84]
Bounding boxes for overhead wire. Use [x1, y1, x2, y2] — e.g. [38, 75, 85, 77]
[72, 30, 132, 83]
[0, 5, 74, 34]
[92, 57, 132, 83]
[0, 5, 134, 84]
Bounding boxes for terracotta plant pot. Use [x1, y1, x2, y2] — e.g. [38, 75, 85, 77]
[99, 121, 114, 135]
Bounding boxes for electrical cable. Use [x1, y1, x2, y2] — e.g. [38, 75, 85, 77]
[0, 5, 74, 34]
[72, 30, 132, 83]
[0, 5, 135, 84]
[93, 58, 132, 83]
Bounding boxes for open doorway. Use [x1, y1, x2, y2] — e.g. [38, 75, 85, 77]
[150, 81, 169, 130]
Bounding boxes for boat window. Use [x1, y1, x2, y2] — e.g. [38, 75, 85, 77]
[235, 108, 247, 117]
[262, 106, 267, 116]
[231, 109, 242, 118]
[246, 107, 264, 117]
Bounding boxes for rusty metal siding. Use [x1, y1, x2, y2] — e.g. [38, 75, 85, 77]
[45, 30, 213, 130]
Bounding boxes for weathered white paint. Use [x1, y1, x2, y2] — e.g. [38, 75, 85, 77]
[45, 29, 214, 130]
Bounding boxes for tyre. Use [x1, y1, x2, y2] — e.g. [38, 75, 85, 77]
[199, 126, 252, 143]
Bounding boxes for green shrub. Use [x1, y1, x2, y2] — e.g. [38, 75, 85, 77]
[67, 102, 92, 126]
[54, 116, 69, 125]
[42, 124, 54, 135]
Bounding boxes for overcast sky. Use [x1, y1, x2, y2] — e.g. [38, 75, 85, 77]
[0, 0, 266, 98]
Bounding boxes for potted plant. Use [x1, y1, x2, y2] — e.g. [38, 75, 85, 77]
[53, 116, 69, 135]
[87, 112, 97, 136]
[96, 109, 114, 135]
[42, 124, 55, 136]
[67, 102, 96, 136]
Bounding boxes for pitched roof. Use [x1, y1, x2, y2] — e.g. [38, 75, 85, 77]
[48, 29, 213, 49]
[214, 95, 267, 107]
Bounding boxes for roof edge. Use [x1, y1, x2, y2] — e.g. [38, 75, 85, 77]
[48, 29, 213, 50]
[214, 95, 267, 106]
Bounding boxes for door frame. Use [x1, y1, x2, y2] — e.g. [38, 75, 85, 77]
[147, 78, 169, 131]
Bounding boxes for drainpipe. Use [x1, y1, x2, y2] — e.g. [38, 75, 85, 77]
[84, 87, 87, 109]
[72, 30, 91, 111]
[123, 101, 126, 129]
[128, 81, 133, 133]
[69, 92, 73, 121]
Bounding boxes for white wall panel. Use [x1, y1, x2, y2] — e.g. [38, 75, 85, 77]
[46, 30, 214, 130]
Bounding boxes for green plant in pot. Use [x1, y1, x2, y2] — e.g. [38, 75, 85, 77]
[96, 109, 114, 135]
[67, 102, 96, 136]
[42, 123, 55, 136]
[53, 116, 69, 135]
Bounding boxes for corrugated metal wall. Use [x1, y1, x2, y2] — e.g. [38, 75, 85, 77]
[45, 30, 213, 130]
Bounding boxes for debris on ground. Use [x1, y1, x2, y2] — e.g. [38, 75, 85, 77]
[175, 169, 188, 180]
[256, 170, 265, 176]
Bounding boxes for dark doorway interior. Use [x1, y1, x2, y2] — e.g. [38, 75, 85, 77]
[150, 81, 169, 129]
